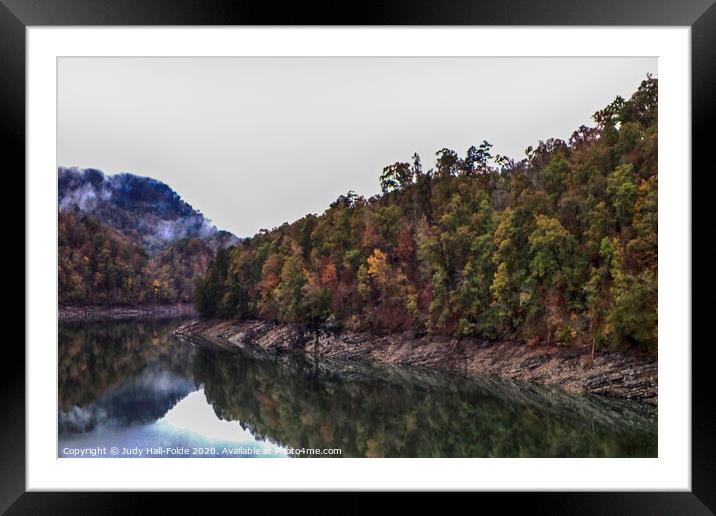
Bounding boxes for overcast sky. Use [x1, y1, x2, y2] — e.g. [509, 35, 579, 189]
[58, 57, 656, 237]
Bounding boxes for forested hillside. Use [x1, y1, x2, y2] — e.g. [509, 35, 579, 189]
[195, 77, 657, 353]
[58, 168, 238, 305]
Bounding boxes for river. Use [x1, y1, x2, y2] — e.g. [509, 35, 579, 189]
[58, 318, 657, 458]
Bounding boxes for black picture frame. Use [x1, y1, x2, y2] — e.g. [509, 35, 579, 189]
[2, 0, 712, 512]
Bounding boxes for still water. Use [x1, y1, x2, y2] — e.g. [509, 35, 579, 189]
[58, 319, 657, 458]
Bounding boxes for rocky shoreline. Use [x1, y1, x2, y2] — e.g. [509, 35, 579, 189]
[175, 318, 658, 405]
[59, 303, 196, 322]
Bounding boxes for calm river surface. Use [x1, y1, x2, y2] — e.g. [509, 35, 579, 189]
[58, 319, 657, 458]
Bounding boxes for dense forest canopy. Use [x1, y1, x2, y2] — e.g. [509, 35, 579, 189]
[58, 211, 216, 304]
[195, 77, 657, 353]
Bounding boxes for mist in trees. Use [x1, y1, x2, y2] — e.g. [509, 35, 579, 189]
[59, 210, 215, 305]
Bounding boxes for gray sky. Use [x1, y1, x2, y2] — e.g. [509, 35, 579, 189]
[58, 57, 656, 237]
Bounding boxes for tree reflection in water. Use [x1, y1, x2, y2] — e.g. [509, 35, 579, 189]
[192, 342, 657, 458]
[58, 320, 657, 457]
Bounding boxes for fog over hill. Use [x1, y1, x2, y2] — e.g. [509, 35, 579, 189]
[58, 166, 239, 252]
[57, 166, 240, 306]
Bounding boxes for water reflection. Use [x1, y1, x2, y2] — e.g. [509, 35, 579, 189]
[58, 320, 284, 457]
[58, 319, 657, 458]
[59, 368, 194, 435]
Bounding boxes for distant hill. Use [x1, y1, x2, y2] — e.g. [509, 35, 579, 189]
[59, 166, 238, 252]
[58, 167, 239, 306]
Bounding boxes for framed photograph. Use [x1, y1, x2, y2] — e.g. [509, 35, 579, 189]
[4, 0, 712, 511]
